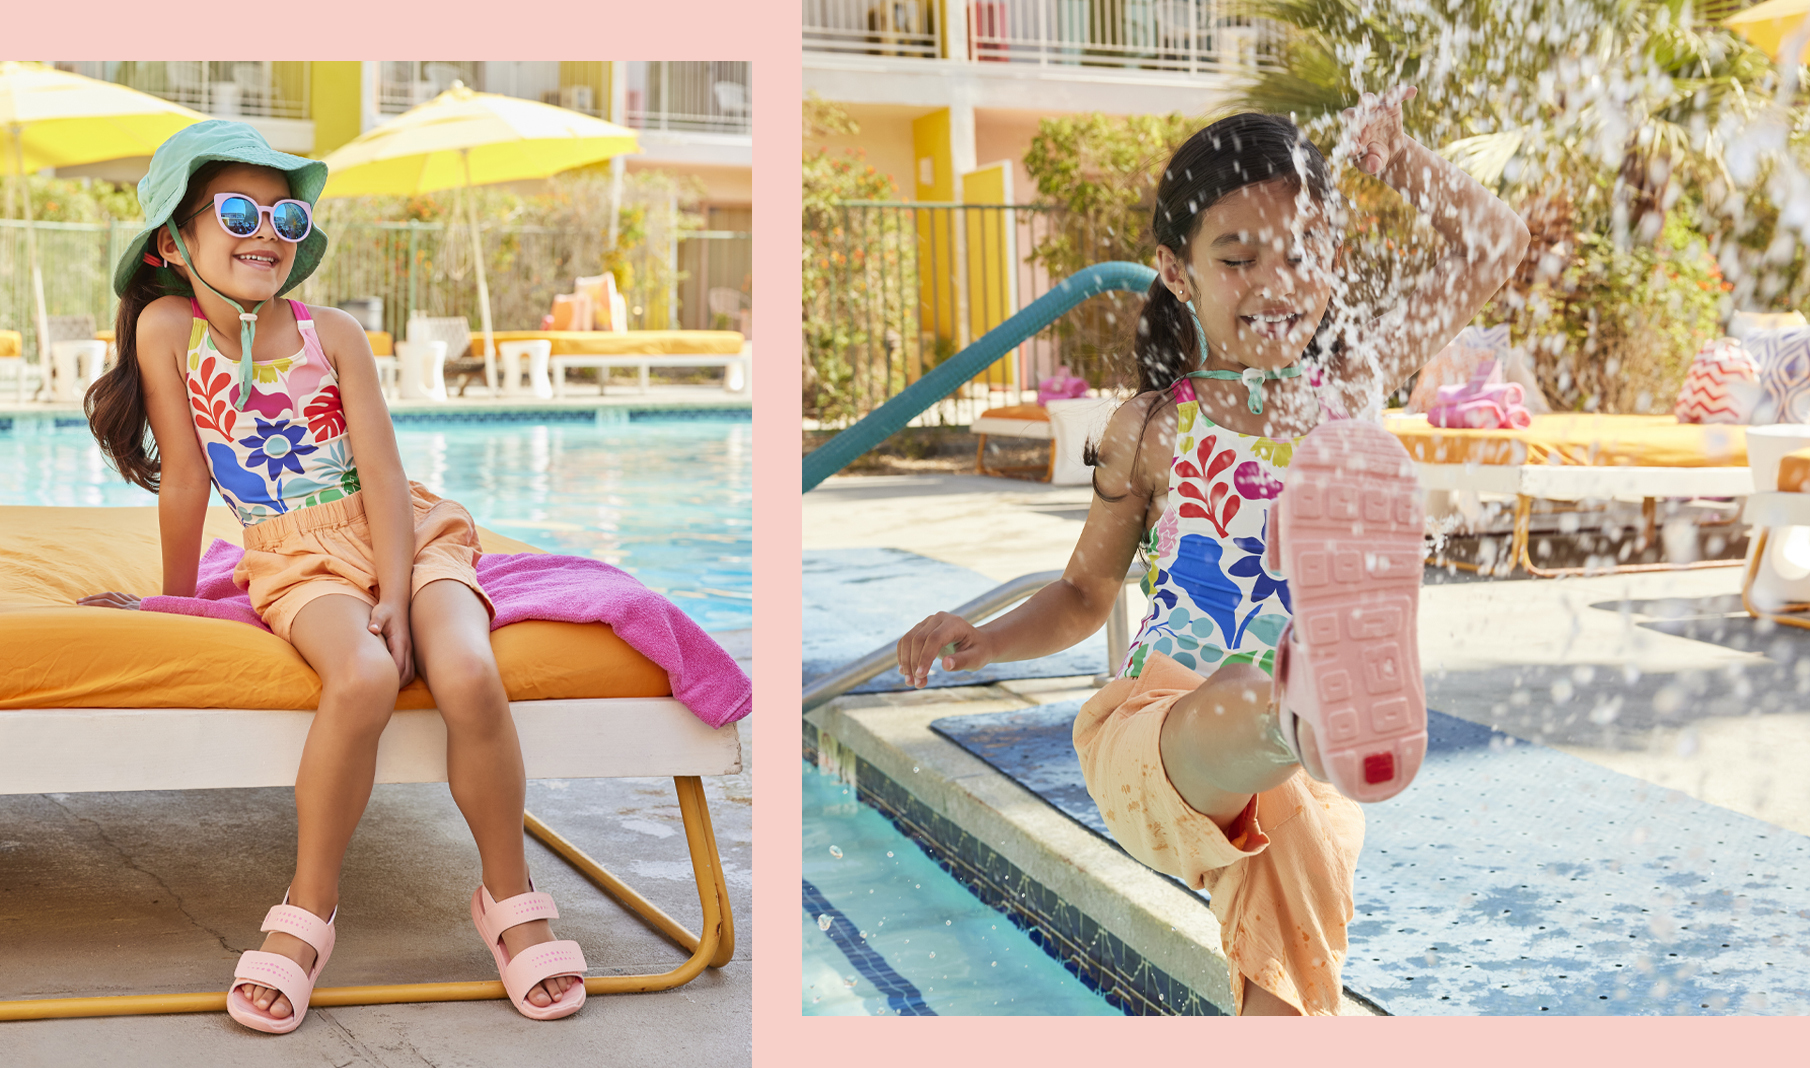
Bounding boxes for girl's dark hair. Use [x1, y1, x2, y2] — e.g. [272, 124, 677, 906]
[1088, 112, 1339, 500]
[86, 160, 233, 492]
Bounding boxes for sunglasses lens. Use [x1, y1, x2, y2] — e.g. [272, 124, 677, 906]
[272, 202, 311, 242]
[218, 196, 260, 236]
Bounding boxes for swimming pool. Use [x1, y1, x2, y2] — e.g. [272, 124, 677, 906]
[0, 412, 751, 632]
[802, 761, 1122, 1016]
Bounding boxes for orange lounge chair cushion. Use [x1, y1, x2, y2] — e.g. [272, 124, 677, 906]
[0, 330, 20, 359]
[481, 330, 745, 356]
[977, 404, 1050, 423]
[0, 505, 670, 711]
[1383, 412, 1746, 468]
[365, 331, 394, 357]
[1779, 447, 1810, 492]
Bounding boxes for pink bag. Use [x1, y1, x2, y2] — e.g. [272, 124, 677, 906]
[1036, 365, 1090, 405]
[1425, 359, 1532, 429]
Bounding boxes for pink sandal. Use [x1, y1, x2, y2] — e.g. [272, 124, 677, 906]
[1271, 419, 1428, 802]
[226, 893, 336, 1034]
[471, 883, 589, 1020]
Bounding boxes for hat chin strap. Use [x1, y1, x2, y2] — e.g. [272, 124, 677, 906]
[168, 224, 268, 411]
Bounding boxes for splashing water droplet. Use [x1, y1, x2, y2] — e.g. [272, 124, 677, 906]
[886, 851, 894, 857]
[829, 845, 843, 858]
[817, 914, 833, 931]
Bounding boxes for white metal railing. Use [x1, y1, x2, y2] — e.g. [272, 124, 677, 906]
[624, 62, 753, 136]
[803, 0, 1284, 72]
[377, 61, 486, 113]
[54, 62, 309, 120]
[803, 0, 943, 58]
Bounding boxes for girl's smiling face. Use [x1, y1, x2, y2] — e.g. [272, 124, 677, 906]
[1158, 176, 1337, 373]
[157, 163, 297, 305]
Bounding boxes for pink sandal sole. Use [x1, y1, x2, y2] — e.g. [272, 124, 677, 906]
[1274, 419, 1427, 802]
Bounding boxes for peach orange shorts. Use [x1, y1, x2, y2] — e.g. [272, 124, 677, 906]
[234, 481, 496, 643]
[1074, 650, 1366, 1016]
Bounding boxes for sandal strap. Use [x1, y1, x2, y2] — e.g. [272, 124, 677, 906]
[480, 889, 560, 937]
[501, 940, 588, 1006]
[232, 949, 315, 1008]
[261, 904, 334, 957]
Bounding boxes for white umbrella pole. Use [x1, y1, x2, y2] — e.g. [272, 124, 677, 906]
[462, 150, 496, 394]
[12, 126, 50, 405]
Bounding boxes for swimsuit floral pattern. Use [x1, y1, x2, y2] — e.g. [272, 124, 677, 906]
[1122, 381, 1300, 680]
[184, 298, 361, 525]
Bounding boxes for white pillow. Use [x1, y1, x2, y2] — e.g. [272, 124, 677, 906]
[1744, 327, 1810, 425]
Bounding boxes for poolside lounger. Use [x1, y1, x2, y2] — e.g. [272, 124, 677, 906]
[0, 505, 737, 1022]
[474, 330, 748, 396]
[1386, 412, 1753, 577]
[970, 397, 1118, 485]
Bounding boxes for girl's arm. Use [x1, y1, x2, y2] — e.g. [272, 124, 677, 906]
[141, 297, 214, 597]
[896, 393, 1167, 686]
[1334, 86, 1532, 408]
[322, 306, 417, 686]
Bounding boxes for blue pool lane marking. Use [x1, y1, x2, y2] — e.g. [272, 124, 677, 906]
[802, 879, 937, 1016]
[803, 548, 1105, 693]
[932, 703, 1810, 1016]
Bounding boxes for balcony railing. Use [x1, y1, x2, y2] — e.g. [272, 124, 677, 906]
[624, 62, 753, 136]
[54, 62, 309, 120]
[376, 61, 750, 136]
[804, 0, 1284, 73]
[804, 0, 943, 58]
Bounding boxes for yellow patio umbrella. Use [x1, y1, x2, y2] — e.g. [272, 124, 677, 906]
[317, 82, 639, 381]
[1726, 0, 1810, 64]
[0, 61, 207, 402]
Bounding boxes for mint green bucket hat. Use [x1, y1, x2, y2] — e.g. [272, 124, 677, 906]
[114, 120, 329, 408]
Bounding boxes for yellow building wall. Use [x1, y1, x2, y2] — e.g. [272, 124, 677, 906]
[309, 62, 364, 158]
[962, 162, 1016, 388]
[912, 109, 958, 358]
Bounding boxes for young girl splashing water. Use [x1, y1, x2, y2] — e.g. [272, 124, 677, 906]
[79, 122, 586, 1030]
[897, 89, 1529, 1015]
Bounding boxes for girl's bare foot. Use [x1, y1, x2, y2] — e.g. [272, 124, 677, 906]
[498, 918, 580, 1007]
[237, 918, 324, 1019]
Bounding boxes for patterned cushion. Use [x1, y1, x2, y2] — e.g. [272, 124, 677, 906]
[1674, 337, 1760, 424]
[1743, 328, 1810, 424]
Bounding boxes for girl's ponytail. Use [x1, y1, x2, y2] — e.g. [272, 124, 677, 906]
[1132, 276, 1198, 396]
[85, 266, 164, 492]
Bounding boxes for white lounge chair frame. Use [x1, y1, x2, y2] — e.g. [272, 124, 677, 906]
[550, 343, 751, 397]
[1416, 462, 1753, 577]
[0, 696, 739, 1021]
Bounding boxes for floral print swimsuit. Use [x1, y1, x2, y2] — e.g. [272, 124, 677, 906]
[184, 298, 362, 525]
[1121, 377, 1301, 680]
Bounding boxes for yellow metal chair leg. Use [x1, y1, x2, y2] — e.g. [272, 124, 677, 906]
[0, 776, 734, 1021]
[1741, 527, 1810, 630]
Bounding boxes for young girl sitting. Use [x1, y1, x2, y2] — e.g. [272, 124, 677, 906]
[896, 89, 1530, 1015]
[78, 121, 587, 1031]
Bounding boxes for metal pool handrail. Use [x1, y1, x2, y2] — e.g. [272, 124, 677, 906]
[802, 564, 1145, 712]
[802, 260, 1158, 491]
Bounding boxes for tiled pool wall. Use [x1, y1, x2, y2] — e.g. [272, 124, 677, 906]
[0, 403, 752, 435]
[802, 719, 1223, 1016]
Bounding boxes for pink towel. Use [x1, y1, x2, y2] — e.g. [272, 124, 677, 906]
[1425, 359, 1531, 430]
[142, 540, 751, 728]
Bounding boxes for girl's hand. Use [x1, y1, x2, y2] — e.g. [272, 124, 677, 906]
[1338, 85, 1418, 177]
[368, 600, 416, 688]
[78, 591, 142, 610]
[896, 612, 990, 688]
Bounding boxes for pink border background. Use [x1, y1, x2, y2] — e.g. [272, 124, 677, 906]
[9, 1, 1806, 1060]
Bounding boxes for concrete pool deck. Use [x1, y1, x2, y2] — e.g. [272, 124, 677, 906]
[0, 631, 753, 1066]
[803, 473, 1810, 1014]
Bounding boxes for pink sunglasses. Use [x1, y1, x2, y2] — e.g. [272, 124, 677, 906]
[179, 193, 314, 243]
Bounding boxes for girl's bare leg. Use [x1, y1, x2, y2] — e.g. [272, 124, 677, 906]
[1243, 979, 1303, 1016]
[1157, 661, 1326, 827]
[1156, 660, 1327, 1018]
[242, 593, 401, 1020]
[410, 578, 575, 1009]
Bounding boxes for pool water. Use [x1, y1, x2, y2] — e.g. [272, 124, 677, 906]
[802, 761, 1122, 1016]
[0, 415, 751, 632]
